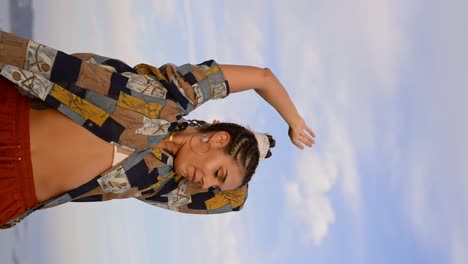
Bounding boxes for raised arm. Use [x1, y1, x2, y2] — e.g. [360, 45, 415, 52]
[220, 65, 316, 149]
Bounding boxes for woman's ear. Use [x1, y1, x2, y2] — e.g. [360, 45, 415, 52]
[210, 131, 230, 147]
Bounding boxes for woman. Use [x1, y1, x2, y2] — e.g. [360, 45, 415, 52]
[0, 31, 315, 229]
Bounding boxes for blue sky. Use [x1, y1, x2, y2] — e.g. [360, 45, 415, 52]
[0, 0, 467, 263]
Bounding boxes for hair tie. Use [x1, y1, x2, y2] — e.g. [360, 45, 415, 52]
[246, 125, 270, 160]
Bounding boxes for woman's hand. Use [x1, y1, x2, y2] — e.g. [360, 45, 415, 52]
[288, 117, 316, 149]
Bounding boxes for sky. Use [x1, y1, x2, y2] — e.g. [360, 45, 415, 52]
[0, 0, 467, 263]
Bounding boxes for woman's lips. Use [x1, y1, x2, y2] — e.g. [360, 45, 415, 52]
[187, 169, 198, 183]
[191, 169, 196, 182]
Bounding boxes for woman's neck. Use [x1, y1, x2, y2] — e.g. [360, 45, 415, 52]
[155, 128, 199, 155]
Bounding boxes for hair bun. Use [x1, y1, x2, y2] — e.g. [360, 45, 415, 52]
[264, 134, 276, 159]
[267, 135, 276, 148]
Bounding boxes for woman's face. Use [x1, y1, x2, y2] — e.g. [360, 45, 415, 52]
[173, 131, 245, 191]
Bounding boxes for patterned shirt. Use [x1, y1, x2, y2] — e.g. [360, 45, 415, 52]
[0, 32, 248, 228]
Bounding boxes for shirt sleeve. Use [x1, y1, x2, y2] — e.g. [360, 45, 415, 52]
[134, 60, 230, 115]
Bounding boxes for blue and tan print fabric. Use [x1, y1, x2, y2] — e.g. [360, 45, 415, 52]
[0, 31, 248, 229]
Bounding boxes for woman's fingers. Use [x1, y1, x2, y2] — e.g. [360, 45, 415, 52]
[293, 139, 305, 150]
[299, 125, 315, 146]
[300, 131, 315, 144]
[305, 124, 316, 138]
[300, 135, 314, 147]
[293, 134, 313, 149]
[289, 120, 316, 150]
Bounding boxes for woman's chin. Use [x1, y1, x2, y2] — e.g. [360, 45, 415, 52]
[173, 166, 185, 179]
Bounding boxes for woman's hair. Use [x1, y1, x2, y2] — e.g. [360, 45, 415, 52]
[177, 120, 275, 186]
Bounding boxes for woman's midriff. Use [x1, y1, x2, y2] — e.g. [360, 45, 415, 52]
[29, 108, 114, 202]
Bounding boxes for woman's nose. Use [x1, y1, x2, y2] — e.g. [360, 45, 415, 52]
[201, 174, 218, 189]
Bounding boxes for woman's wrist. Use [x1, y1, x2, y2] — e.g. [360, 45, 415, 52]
[287, 114, 303, 129]
[262, 73, 302, 127]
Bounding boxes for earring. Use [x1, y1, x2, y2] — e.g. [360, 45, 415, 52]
[190, 135, 211, 154]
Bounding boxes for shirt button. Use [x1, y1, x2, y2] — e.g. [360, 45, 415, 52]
[17, 157, 22, 160]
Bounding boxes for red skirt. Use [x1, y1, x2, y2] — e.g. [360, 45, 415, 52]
[0, 76, 38, 226]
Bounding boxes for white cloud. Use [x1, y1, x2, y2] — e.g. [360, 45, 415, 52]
[0, 0, 11, 30]
[403, 142, 468, 264]
[400, 14, 468, 260]
[405, 158, 430, 240]
[86, 8, 106, 52]
[402, 109, 468, 264]
[285, 179, 336, 245]
[406, 3, 468, 259]
[325, 112, 361, 210]
[43, 202, 151, 264]
[148, 0, 178, 20]
[354, 0, 405, 96]
[274, 0, 403, 246]
[156, 213, 249, 264]
[182, 0, 197, 62]
[32, 0, 145, 65]
[181, 0, 268, 131]
[199, 216, 242, 264]
[451, 230, 468, 264]
[221, 1, 266, 66]
[284, 117, 361, 245]
[103, 1, 146, 65]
